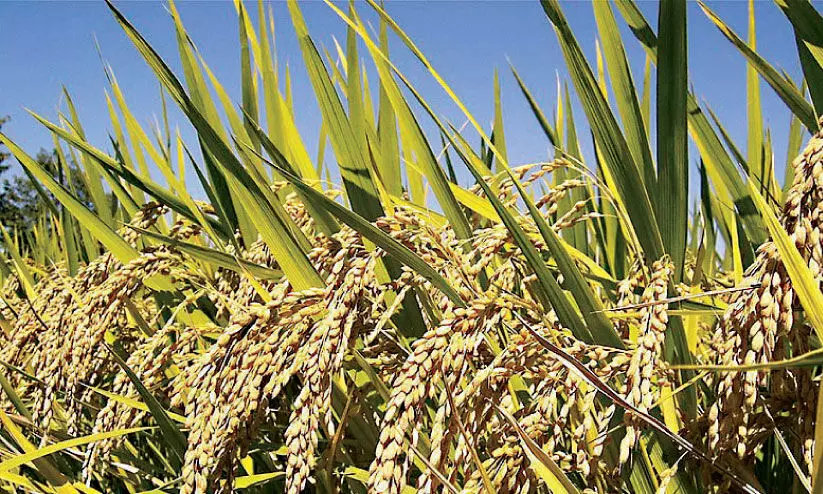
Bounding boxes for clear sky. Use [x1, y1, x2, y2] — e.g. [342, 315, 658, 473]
[0, 0, 810, 198]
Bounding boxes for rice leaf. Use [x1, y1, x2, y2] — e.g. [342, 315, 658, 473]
[0, 424, 151, 475]
[656, 0, 689, 281]
[325, 1, 474, 241]
[746, 0, 766, 199]
[62, 89, 114, 229]
[31, 112, 231, 240]
[86, 386, 186, 424]
[592, 0, 654, 185]
[510, 64, 559, 148]
[773, 0, 823, 118]
[0, 132, 138, 264]
[492, 69, 508, 171]
[0, 409, 68, 485]
[785, 101, 805, 199]
[287, 0, 384, 223]
[167, 0, 241, 236]
[235, 472, 284, 489]
[107, 0, 323, 290]
[699, 1, 817, 132]
[541, 0, 664, 263]
[0, 221, 37, 300]
[0, 372, 30, 421]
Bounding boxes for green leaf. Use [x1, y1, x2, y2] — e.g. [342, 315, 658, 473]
[492, 69, 508, 171]
[0, 422, 151, 476]
[796, 37, 823, 120]
[107, 0, 323, 290]
[699, 0, 817, 132]
[0, 371, 30, 421]
[376, 17, 403, 196]
[613, 0, 658, 59]
[496, 144, 622, 345]
[241, 114, 340, 236]
[784, 101, 805, 198]
[656, 0, 689, 281]
[510, 64, 559, 148]
[0, 221, 37, 300]
[0, 132, 138, 264]
[774, 0, 823, 119]
[167, 0, 241, 236]
[592, 0, 654, 186]
[32, 111, 231, 240]
[62, 88, 115, 229]
[287, 0, 385, 223]
[746, 0, 765, 198]
[86, 386, 186, 424]
[685, 100, 766, 245]
[237, 2, 260, 158]
[541, 0, 664, 263]
[0, 409, 69, 486]
[324, 1, 474, 242]
[235, 472, 284, 489]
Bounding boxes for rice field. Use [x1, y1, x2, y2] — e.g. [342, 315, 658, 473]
[1, 0, 823, 492]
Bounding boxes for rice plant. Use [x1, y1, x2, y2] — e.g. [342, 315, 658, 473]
[1, 0, 823, 492]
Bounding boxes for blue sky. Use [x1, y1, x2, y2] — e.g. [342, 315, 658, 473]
[0, 0, 809, 198]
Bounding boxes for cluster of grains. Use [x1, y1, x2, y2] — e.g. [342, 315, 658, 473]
[618, 257, 673, 464]
[0, 204, 203, 436]
[13, 129, 823, 494]
[176, 288, 325, 494]
[82, 323, 209, 481]
[470, 160, 600, 230]
[282, 253, 377, 493]
[174, 208, 479, 494]
[515, 337, 625, 482]
[369, 287, 632, 494]
[705, 129, 823, 472]
[613, 261, 650, 339]
[0, 185, 651, 493]
[367, 298, 500, 493]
